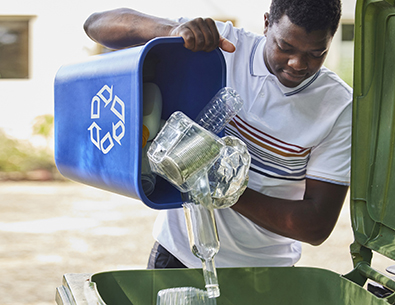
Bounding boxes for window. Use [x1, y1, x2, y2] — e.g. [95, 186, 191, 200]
[341, 23, 354, 41]
[0, 16, 33, 79]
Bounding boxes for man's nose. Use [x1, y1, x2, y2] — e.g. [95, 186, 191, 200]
[288, 54, 308, 71]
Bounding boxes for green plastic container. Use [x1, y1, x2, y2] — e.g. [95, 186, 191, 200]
[88, 268, 389, 304]
[55, 0, 395, 304]
[342, 0, 395, 295]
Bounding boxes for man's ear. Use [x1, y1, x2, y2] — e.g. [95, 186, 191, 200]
[263, 12, 270, 35]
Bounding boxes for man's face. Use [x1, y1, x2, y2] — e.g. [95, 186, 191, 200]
[263, 14, 333, 88]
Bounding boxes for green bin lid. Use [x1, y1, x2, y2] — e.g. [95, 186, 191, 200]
[351, 0, 395, 262]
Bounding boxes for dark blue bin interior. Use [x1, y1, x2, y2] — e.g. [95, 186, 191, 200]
[141, 39, 226, 208]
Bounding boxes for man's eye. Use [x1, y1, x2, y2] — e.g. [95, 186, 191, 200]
[310, 52, 326, 59]
[277, 44, 291, 52]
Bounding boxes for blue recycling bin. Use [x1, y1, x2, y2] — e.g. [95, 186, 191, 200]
[54, 37, 226, 209]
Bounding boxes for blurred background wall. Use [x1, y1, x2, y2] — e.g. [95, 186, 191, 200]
[0, 0, 356, 180]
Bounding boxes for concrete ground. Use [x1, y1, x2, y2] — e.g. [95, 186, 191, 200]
[0, 181, 394, 305]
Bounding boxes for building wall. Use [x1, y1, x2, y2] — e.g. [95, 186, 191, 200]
[0, 0, 356, 141]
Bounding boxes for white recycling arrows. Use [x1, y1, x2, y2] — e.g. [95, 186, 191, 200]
[112, 121, 125, 146]
[88, 84, 125, 154]
[91, 96, 100, 119]
[111, 96, 125, 123]
[97, 85, 113, 107]
[88, 122, 101, 150]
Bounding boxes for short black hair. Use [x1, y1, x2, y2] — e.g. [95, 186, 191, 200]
[268, 0, 341, 36]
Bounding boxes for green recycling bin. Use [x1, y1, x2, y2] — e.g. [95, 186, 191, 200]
[57, 267, 389, 305]
[55, 0, 395, 303]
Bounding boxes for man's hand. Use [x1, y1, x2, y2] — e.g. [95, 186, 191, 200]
[170, 17, 236, 53]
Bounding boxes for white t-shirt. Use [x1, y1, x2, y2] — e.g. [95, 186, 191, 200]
[152, 20, 352, 268]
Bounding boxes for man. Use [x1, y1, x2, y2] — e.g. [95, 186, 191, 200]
[84, 0, 351, 268]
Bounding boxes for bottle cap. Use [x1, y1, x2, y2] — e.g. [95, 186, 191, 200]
[142, 124, 150, 148]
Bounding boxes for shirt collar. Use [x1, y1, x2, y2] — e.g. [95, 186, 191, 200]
[250, 36, 321, 96]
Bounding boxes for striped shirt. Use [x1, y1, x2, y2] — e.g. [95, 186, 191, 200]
[153, 19, 352, 268]
[227, 115, 311, 182]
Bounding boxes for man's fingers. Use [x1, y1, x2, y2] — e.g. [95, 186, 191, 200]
[185, 18, 217, 52]
[170, 17, 235, 53]
[219, 37, 236, 53]
[170, 24, 196, 50]
[202, 18, 220, 52]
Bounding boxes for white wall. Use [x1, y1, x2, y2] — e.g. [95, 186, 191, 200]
[0, 0, 355, 141]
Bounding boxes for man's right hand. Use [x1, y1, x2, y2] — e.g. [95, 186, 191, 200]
[169, 17, 236, 53]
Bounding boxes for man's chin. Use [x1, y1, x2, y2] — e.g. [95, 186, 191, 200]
[278, 71, 307, 88]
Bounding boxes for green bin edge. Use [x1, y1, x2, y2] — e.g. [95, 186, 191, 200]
[91, 267, 389, 305]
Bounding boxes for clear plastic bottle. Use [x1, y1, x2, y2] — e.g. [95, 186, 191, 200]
[147, 112, 222, 297]
[157, 287, 217, 305]
[148, 88, 246, 299]
[195, 87, 250, 209]
[195, 87, 243, 135]
[148, 111, 223, 192]
[143, 82, 163, 141]
[141, 82, 163, 196]
[141, 142, 156, 196]
[183, 169, 220, 298]
[184, 200, 220, 299]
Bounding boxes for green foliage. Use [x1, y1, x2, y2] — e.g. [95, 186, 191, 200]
[337, 58, 354, 88]
[0, 114, 57, 180]
[0, 129, 54, 173]
[32, 114, 54, 139]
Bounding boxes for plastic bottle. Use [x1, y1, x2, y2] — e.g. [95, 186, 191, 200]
[147, 111, 222, 192]
[142, 124, 150, 148]
[148, 112, 221, 297]
[184, 197, 220, 298]
[147, 88, 245, 298]
[141, 142, 156, 196]
[143, 82, 163, 142]
[157, 287, 217, 305]
[195, 87, 244, 135]
[141, 82, 162, 196]
[195, 87, 250, 209]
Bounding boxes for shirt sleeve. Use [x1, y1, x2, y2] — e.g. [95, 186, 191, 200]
[306, 102, 352, 185]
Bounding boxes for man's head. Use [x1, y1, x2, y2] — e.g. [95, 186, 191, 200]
[263, 0, 341, 88]
[268, 0, 341, 36]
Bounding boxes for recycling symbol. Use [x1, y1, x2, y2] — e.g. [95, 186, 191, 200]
[87, 84, 125, 154]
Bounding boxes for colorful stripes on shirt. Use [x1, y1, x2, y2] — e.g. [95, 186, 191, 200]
[225, 115, 311, 181]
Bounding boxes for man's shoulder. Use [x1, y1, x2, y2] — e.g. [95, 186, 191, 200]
[308, 67, 353, 108]
[317, 66, 352, 95]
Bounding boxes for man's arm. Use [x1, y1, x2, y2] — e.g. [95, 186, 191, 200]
[83, 8, 235, 52]
[232, 178, 348, 246]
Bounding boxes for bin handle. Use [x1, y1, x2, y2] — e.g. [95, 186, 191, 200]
[355, 262, 395, 297]
[84, 279, 107, 305]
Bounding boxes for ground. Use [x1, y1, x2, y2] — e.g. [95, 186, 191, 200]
[0, 181, 393, 305]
